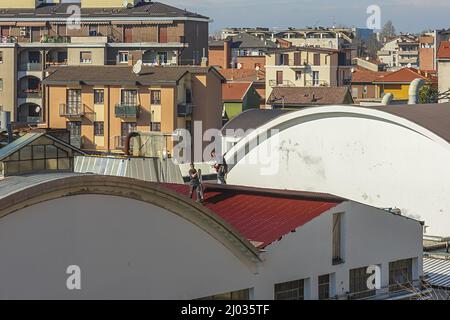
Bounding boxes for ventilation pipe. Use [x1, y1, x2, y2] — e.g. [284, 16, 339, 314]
[381, 93, 394, 105]
[408, 78, 425, 105]
[0, 111, 13, 143]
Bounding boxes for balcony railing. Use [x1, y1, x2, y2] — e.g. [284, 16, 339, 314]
[41, 36, 71, 44]
[60, 103, 85, 118]
[115, 104, 140, 118]
[18, 89, 42, 99]
[0, 36, 18, 44]
[19, 62, 42, 72]
[177, 103, 193, 117]
[27, 116, 42, 123]
[46, 60, 68, 67]
[305, 80, 329, 87]
[269, 80, 296, 87]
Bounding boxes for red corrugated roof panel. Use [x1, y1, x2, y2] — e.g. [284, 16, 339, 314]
[162, 184, 343, 248]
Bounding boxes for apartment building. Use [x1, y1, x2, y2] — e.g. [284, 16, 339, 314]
[209, 33, 277, 70]
[42, 66, 224, 153]
[0, 0, 210, 125]
[264, 47, 353, 103]
[437, 41, 450, 102]
[378, 35, 419, 71]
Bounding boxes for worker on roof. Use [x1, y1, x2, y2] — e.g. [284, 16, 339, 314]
[211, 150, 228, 185]
[188, 163, 204, 203]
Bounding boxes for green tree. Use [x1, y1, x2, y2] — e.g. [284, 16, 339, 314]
[418, 86, 439, 104]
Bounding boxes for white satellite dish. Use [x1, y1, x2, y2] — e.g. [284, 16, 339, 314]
[133, 59, 143, 76]
[407, 63, 412, 68]
[35, 106, 41, 113]
[237, 63, 243, 69]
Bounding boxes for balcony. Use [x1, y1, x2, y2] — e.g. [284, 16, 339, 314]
[305, 80, 329, 87]
[40, 36, 71, 44]
[177, 103, 193, 117]
[46, 59, 68, 67]
[60, 103, 85, 118]
[269, 80, 296, 87]
[19, 62, 42, 72]
[18, 89, 42, 99]
[115, 104, 140, 118]
[0, 36, 17, 44]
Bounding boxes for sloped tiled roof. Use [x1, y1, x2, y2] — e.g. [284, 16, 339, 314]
[437, 41, 450, 59]
[268, 87, 353, 106]
[0, 2, 209, 20]
[374, 68, 437, 84]
[351, 68, 388, 83]
[219, 68, 265, 82]
[222, 82, 252, 102]
[230, 33, 277, 49]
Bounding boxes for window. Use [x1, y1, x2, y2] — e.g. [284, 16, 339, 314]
[150, 122, 161, 132]
[89, 25, 98, 36]
[332, 213, 344, 264]
[0, 51, 3, 63]
[29, 51, 40, 64]
[274, 279, 304, 300]
[151, 90, 161, 105]
[94, 122, 104, 136]
[121, 89, 137, 105]
[389, 259, 413, 292]
[119, 51, 129, 64]
[295, 71, 302, 81]
[80, 51, 92, 64]
[312, 71, 320, 86]
[313, 53, 321, 66]
[0, 79, 3, 91]
[121, 122, 137, 137]
[186, 89, 192, 104]
[276, 70, 283, 85]
[198, 289, 250, 300]
[94, 89, 104, 104]
[67, 121, 82, 148]
[67, 89, 81, 108]
[318, 274, 331, 300]
[349, 267, 376, 299]
[157, 52, 168, 64]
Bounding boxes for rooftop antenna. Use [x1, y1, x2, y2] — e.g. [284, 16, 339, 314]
[133, 59, 143, 76]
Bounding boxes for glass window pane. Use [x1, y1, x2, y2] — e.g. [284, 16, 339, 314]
[58, 158, 70, 170]
[19, 160, 33, 173]
[33, 159, 45, 171]
[20, 146, 32, 160]
[45, 145, 58, 158]
[46, 159, 58, 170]
[33, 145, 45, 159]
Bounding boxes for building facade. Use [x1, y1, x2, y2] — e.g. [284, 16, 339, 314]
[43, 66, 224, 153]
[378, 35, 419, 71]
[264, 47, 353, 104]
[437, 41, 450, 103]
[0, 0, 210, 125]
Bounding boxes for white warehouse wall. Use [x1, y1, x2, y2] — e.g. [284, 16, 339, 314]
[226, 106, 450, 237]
[0, 193, 422, 300]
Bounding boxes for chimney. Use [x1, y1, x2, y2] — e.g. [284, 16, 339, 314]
[224, 39, 231, 69]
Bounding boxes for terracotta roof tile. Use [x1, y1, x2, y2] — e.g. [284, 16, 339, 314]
[222, 82, 252, 101]
[268, 87, 353, 106]
[438, 41, 450, 59]
[351, 69, 387, 83]
[219, 68, 265, 82]
[374, 67, 437, 83]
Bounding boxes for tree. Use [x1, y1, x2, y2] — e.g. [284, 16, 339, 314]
[418, 86, 439, 104]
[381, 20, 396, 40]
[365, 35, 382, 59]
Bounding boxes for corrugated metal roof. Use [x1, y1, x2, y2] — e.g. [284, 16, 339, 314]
[75, 156, 184, 184]
[424, 257, 450, 288]
[162, 183, 344, 248]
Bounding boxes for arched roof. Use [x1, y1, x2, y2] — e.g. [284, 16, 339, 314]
[0, 174, 261, 269]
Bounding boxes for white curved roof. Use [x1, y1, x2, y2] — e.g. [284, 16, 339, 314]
[225, 105, 450, 237]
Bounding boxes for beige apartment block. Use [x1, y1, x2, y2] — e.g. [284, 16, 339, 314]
[43, 66, 224, 154]
[265, 47, 352, 103]
[0, 0, 209, 125]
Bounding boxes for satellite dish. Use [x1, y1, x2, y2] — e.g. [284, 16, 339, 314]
[133, 60, 143, 76]
[237, 63, 243, 69]
[351, 68, 355, 73]
[35, 106, 41, 113]
[255, 65, 260, 71]
[407, 63, 412, 68]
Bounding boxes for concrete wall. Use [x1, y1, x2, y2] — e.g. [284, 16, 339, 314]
[68, 47, 106, 66]
[0, 194, 422, 299]
[438, 61, 450, 102]
[0, 46, 16, 115]
[225, 106, 450, 237]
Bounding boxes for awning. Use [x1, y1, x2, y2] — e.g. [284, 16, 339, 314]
[16, 22, 47, 27]
[0, 22, 16, 26]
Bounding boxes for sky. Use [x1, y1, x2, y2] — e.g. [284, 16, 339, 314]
[61, 0, 449, 34]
